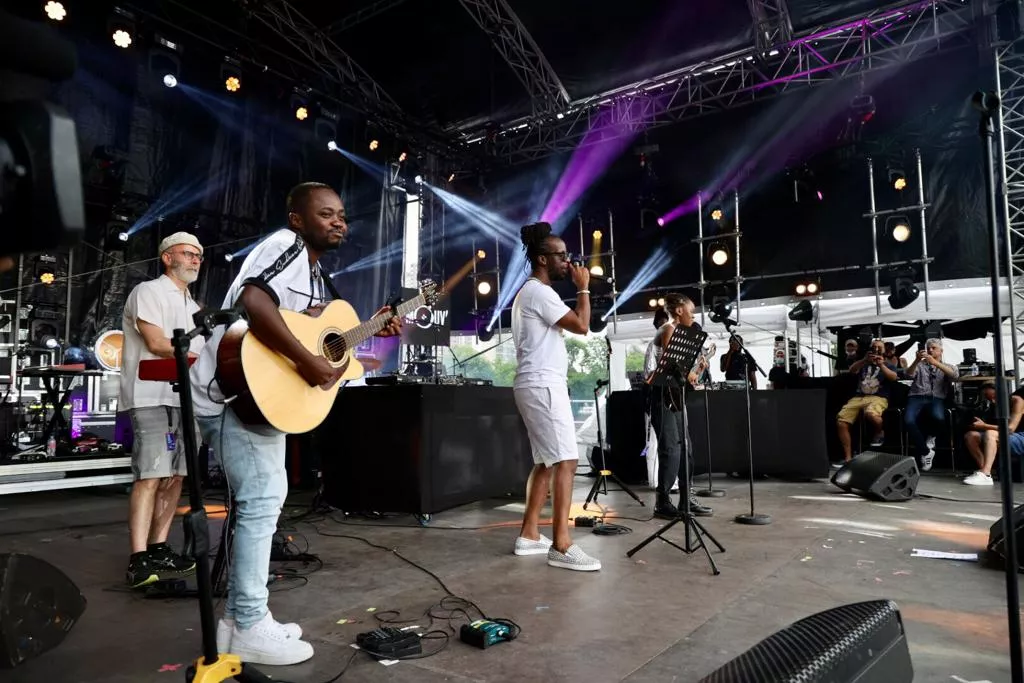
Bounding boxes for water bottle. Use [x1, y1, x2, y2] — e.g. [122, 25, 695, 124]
[971, 362, 979, 377]
[46, 434, 56, 458]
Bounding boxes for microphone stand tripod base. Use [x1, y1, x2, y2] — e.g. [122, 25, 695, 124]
[735, 512, 772, 525]
[696, 488, 725, 498]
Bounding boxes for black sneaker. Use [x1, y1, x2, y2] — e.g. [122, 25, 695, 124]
[147, 544, 197, 575]
[687, 497, 713, 517]
[654, 501, 679, 519]
[126, 553, 173, 589]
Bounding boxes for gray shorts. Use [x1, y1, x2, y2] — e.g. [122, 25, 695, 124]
[130, 406, 196, 480]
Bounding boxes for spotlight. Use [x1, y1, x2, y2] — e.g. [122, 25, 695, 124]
[448, 173, 455, 183]
[657, 297, 666, 307]
[711, 208, 723, 222]
[39, 271, 55, 285]
[890, 216, 911, 242]
[295, 106, 308, 121]
[709, 242, 729, 266]
[44, 1, 65, 21]
[327, 140, 337, 151]
[117, 231, 129, 242]
[656, 217, 665, 227]
[224, 253, 234, 263]
[163, 74, 178, 88]
[112, 29, 132, 48]
[710, 301, 733, 324]
[476, 250, 486, 259]
[590, 311, 608, 334]
[414, 175, 423, 185]
[794, 278, 820, 297]
[398, 152, 407, 163]
[648, 298, 658, 308]
[788, 299, 814, 322]
[888, 267, 919, 310]
[593, 230, 602, 239]
[807, 282, 819, 294]
[477, 321, 494, 343]
[369, 140, 379, 151]
[589, 265, 604, 277]
[890, 169, 907, 191]
[796, 283, 807, 295]
[225, 76, 241, 92]
[477, 281, 492, 296]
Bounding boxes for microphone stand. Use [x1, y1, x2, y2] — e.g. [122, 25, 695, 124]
[975, 90, 1023, 683]
[695, 346, 725, 499]
[723, 322, 772, 525]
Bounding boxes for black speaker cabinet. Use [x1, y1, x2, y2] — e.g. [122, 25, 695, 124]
[699, 600, 913, 682]
[830, 452, 919, 502]
[605, 390, 650, 485]
[987, 503, 1024, 570]
[0, 554, 86, 669]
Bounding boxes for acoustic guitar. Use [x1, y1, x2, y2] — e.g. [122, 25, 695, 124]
[216, 281, 438, 434]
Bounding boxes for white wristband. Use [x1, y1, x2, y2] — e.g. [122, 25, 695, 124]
[577, 290, 590, 295]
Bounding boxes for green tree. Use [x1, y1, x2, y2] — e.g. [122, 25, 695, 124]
[625, 347, 646, 372]
[451, 345, 495, 382]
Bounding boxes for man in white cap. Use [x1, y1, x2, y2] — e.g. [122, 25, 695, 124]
[121, 231, 206, 588]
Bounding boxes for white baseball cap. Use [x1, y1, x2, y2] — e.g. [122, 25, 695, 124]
[158, 232, 203, 256]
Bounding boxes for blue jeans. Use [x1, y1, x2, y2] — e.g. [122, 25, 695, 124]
[197, 408, 286, 630]
[904, 395, 946, 456]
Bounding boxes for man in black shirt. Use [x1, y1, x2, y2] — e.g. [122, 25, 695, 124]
[720, 334, 757, 388]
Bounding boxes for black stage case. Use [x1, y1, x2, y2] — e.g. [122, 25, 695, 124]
[606, 389, 830, 483]
[317, 385, 532, 514]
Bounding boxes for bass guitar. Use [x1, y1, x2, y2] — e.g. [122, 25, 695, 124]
[216, 280, 438, 434]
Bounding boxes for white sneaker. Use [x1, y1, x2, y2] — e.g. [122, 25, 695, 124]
[869, 433, 884, 448]
[514, 534, 553, 556]
[925, 436, 936, 450]
[230, 613, 314, 666]
[920, 450, 934, 473]
[963, 471, 994, 486]
[217, 613, 302, 652]
[547, 544, 601, 571]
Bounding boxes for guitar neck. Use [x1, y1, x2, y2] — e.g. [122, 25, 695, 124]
[341, 294, 424, 349]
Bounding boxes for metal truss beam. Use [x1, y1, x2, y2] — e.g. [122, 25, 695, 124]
[457, 0, 570, 115]
[324, 0, 409, 37]
[748, 0, 794, 53]
[459, 0, 974, 164]
[996, 39, 1024, 379]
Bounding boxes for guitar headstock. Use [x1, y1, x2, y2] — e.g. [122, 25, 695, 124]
[419, 279, 439, 306]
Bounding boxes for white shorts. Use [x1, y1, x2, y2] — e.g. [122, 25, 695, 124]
[514, 386, 579, 468]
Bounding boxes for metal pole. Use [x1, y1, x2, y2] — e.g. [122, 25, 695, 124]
[915, 148, 930, 311]
[11, 254, 23, 392]
[996, 49, 1021, 382]
[868, 158, 882, 315]
[64, 249, 73, 344]
[608, 208, 619, 334]
[698, 192, 706, 328]
[734, 190, 741, 324]
[578, 214, 584, 262]
[495, 235, 502, 340]
[472, 238, 479, 339]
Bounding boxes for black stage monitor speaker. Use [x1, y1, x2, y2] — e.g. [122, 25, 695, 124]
[830, 452, 919, 502]
[0, 554, 86, 669]
[698, 600, 913, 682]
[986, 503, 1024, 570]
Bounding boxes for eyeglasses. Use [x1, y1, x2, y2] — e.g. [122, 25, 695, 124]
[541, 251, 569, 260]
[172, 250, 204, 262]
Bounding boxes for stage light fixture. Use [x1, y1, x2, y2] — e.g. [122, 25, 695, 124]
[709, 242, 729, 266]
[476, 250, 486, 259]
[44, 2, 66, 21]
[890, 216, 911, 242]
[656, 217, 665, 227]
[477, 281, 492, 296]
[794, 278, 820, 297]
[39, 271, 55, 285]
[414, 175, 423, 185]
[476, 321, 494, 343]
[889, 168, 907, 191]
[117, 231, 129, 242]
[369, 140, 379, 151]
[295, 106, 308, 121]
[327, 140, 337, 151]
[807, 282, 819, 294]
[224, 253, 234, 263]
[710, 301, 733, 324]
[225, 76, 241, 92]
[711, 208, 723, 222]
[888, 268, 919, 310]
[448, 173, 455, 183]
[648, 298, 658, 308]
[657, 297, 666, 307]
[788, 299, 814, 322]
[590, 312, 607, 334]
[163, 74, 177, 88]
[589, 265, 604, 277]
[112, 29, 132, 48]
[593, 230, 602, 239]
[398, 152, 407, 163]
[796, 283, 807, 295]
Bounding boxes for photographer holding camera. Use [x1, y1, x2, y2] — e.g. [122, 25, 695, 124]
[834, 339, 900, 467]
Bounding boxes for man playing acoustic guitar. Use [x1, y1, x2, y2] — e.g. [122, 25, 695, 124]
[190, 182, 401, 665]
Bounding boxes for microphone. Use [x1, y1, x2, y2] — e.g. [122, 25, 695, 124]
[570, 258, 615, 284]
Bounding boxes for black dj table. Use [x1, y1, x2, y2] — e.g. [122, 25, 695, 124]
[316, 384, 533, 515]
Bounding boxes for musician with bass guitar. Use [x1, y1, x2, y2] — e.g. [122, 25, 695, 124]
[189, 182, 401, 666]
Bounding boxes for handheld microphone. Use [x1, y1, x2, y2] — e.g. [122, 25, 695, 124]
[570, 257, 614, 284]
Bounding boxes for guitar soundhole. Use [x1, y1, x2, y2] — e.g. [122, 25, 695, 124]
[322, 332, 347, 363]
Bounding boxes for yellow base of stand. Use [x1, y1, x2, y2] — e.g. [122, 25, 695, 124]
[187, 653, 243, 683]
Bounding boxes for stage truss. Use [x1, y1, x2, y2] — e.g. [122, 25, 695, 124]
[457, 0, 975, 163]
[997, 37, 1024, 380]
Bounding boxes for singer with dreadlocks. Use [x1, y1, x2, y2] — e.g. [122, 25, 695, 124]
[510, 222, 601, 572]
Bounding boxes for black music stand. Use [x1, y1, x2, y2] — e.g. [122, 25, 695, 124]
[627, 324, 724, 575]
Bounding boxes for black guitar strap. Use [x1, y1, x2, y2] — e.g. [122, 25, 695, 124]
[321, 268, 342, 302]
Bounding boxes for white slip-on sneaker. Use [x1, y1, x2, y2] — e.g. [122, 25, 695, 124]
[230, 613, 314, 666]
[218, 613, 302, 652]
[925, 436, 936, 450]
[920, 450, 934, 472]
[514, 534, 553, 556]
[963, 471, 994, 486]
[547, 544, 601, 572]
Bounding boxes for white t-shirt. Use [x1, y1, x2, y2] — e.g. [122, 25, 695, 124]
[119, 275, 204, 411]
[190, 229, 327, 418]
[511, 278, 571, 389]
[643, 337, 662, 379]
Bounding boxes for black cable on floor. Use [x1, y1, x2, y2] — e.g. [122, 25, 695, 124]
[916, 492, 1007, 504]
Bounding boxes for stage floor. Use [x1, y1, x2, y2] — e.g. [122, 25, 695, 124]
[1, 473, 1020, 682]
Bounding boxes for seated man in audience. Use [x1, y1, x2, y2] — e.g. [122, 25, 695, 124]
[835, 339, 860, 375]
[964, 383, 1024, 486]
[903, 338, 958, 472]
[835, 339, 900, 466]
